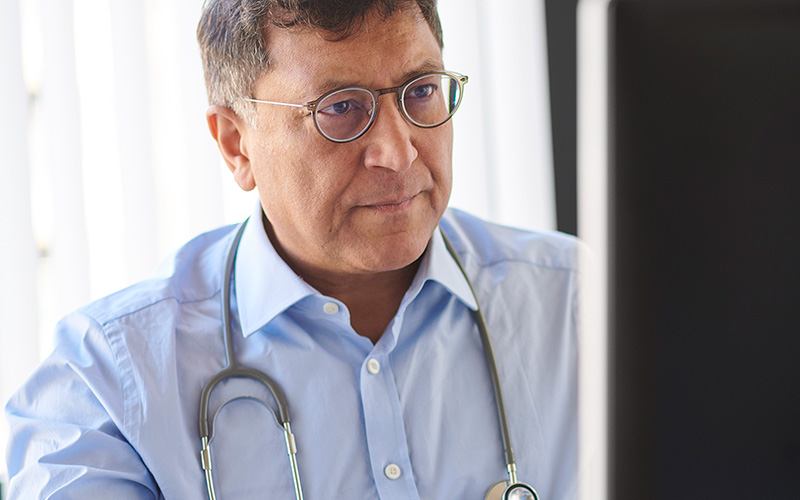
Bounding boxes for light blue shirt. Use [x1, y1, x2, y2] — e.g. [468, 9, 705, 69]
[5, 206, 579, 499]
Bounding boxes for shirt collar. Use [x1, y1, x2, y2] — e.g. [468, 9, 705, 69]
[235, 203, 316, 338]
[234, 203, 477, 338]
[376, 227, 478, 353]
[416, 227, 478, 311]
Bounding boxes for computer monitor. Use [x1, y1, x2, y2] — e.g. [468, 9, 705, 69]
[578, 1, 800, 499]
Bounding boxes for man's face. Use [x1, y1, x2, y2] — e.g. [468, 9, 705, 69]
[240, 7, 453, 284]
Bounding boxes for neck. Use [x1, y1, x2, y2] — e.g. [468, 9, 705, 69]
[262, 213, 422, 343]
[305, 261, 420, 344]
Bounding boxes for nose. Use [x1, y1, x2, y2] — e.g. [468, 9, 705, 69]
[361, 94, 418, 171]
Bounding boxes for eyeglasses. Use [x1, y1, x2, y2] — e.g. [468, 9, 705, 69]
[237, 71, 468, 143]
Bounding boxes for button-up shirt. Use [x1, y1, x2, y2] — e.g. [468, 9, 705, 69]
[5, 206, 579, 499]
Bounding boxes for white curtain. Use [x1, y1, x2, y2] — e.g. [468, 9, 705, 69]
[0, 0, 552, 481]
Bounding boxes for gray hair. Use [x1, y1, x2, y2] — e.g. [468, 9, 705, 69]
[197, 0, 444, 125]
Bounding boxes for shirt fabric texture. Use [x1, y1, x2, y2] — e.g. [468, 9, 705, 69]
[5, 206, 579, 499]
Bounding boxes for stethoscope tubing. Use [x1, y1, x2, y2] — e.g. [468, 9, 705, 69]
[198, 218, 531, 499]
[199, 219, 293, 438]
[198, 219, 303, 500]
[440, 231, 518, 481]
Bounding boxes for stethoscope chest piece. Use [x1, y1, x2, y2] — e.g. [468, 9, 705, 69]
[485, 481, 540, 500]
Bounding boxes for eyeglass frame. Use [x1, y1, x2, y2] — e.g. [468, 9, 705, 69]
[234, 70, 469, 143]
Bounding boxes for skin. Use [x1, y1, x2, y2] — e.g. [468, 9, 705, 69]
[206, 6, 453, 343]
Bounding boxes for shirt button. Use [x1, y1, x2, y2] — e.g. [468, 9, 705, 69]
[366, 358, 381, 374]
[384, 463, 402, 480]
[323, 302, 339, 315]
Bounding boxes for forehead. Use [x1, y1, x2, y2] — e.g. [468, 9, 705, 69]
[259, 7, 443, 96]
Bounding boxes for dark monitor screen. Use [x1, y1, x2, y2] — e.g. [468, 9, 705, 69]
[579, 0, 800, 498]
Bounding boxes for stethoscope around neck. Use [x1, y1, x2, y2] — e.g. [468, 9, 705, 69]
[198, 218, 540, 500]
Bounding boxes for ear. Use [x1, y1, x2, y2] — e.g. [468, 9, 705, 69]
[206, 105, 256, 191]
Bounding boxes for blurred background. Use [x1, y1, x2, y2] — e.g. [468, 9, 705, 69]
[0, 0, 580, 487]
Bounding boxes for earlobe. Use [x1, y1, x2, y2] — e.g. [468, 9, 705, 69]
[206, 105, 256, 191]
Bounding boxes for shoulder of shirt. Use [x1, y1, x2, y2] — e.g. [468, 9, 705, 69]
[76, 224, 239, 326]
[440, 207, 580, 273]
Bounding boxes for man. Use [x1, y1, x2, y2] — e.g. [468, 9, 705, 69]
[5, 1, 579, 498]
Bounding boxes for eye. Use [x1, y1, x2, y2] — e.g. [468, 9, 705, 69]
[406, 83, 437, 100]
[320, 99, 358, 115]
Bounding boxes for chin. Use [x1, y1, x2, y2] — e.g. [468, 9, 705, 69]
[357, 230, 431, 273]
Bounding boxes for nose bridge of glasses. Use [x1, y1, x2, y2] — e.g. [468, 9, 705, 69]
[372, 85, 411, 125]
[375, 83, 404, 96]
[375, 84, 406, 106]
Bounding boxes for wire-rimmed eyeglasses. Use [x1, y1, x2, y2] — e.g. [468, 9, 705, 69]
[235, 70, 468, 143]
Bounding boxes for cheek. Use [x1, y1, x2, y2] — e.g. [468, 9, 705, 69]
[256, 147, 357, 228]
[420, 126, 454, 195]
[247, 110, 361, 237]
[250, 118, 318, 200]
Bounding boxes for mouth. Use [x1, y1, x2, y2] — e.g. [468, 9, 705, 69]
[359, 193, 419, 213]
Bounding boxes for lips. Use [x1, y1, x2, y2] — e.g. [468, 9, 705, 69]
[365, 194, 416, 208]
[356, 192, 420, 214]
[356, 186, 421, 206]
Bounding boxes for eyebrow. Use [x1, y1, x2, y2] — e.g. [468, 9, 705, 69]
[312, 58, 445, 97]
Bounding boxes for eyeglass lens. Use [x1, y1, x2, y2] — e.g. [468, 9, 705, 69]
[314, 74, 463, 142]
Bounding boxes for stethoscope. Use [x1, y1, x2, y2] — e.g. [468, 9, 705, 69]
[198, 218, 540, 500]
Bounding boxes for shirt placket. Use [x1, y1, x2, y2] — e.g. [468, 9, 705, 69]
[359, 319, 421, 500]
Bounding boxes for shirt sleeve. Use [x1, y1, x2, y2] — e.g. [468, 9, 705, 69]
[4, 311, 159, 499]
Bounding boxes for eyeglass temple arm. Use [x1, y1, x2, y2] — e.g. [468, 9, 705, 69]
[236, 98, 311, 110]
